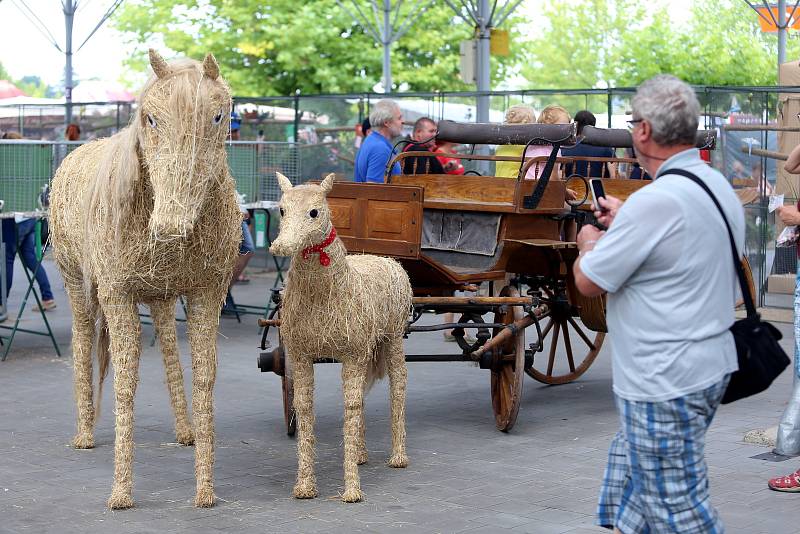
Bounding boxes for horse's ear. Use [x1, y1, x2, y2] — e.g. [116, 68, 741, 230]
[202, 53, 220, 80]
[276, 172, 293, 193]
[320, 173, 335, 195]
[149, 49, 171, 79]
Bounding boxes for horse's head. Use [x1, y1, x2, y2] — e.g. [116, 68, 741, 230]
[269, 173, 335, 257]
[138, 49, 231, 240]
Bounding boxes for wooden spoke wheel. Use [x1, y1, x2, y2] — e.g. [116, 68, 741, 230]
[276, 310, 297, 437]
[525, 290, 605, 385]
[490, 286, 525, 432]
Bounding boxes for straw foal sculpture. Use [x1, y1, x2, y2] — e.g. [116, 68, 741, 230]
[50, 50, 240, 509]
[270, 172, 412, 503]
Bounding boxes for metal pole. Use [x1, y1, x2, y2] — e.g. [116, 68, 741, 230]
[779, 0, 787, 71]
[383, 0, 392, 93]
[476, 0, 491, 124]
[64, 0, 76, 128]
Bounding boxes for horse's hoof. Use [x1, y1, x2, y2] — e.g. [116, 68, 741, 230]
[72, 432, 95, 449]
[341, 487, 363, 503]
[292, 481, 318, 499]
[194, 487, 215, 508]
[356, 449, 369, 465]
[387, 453, 408, 468]
[176, 428, 195, 446]
[107, 490, 134, 510]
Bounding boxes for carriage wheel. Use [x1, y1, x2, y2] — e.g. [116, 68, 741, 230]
[276, 310, 297, 437]
[525, 288, 605, 385]
[490, 286, 525, 432]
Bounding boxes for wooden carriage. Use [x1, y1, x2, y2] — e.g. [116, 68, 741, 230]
[259, 121, 751, 433]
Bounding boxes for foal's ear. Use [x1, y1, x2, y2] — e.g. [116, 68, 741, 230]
[320, 173, 335, 195]
[276, 172, 293, 193]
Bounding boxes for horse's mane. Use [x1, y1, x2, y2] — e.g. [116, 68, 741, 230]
[82, 57, 222, 290]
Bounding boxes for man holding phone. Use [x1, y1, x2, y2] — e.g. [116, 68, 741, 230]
[573, 75, 744, 534]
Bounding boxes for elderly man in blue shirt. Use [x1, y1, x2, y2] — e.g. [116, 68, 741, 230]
[574, 75, 744, 534]
[354, 99, 403, 183]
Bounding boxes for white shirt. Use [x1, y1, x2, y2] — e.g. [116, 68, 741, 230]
[580, 148, 744, 401]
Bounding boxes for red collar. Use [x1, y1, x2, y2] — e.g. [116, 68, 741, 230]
[301, 226, 337, 267]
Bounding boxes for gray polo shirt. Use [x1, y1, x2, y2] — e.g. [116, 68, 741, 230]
[580, 148, 743, 402]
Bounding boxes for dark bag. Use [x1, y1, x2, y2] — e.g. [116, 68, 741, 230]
[668, 169, 789, 404]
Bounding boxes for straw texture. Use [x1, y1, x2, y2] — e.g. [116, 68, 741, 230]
[270, 173, 412, 503]
[50, 49, 239, 509]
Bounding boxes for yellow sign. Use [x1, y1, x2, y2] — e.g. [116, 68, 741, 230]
[490, 29, 510, 56]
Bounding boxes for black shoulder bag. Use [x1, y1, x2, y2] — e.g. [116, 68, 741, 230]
[667, 169, 789, 404]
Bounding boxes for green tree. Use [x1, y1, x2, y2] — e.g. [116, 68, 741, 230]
[15, 75, 49, 98]
[522, 0, 800, 89]
[113, 1, 525, 96]
[0, 61, 10, 81]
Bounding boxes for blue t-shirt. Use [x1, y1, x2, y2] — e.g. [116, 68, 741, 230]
[354, 131, 401, 183]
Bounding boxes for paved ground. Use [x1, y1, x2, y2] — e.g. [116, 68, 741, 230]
[1, 255, 799, 533]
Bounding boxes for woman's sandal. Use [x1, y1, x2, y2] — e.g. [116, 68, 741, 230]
[768, 469, 800, 492]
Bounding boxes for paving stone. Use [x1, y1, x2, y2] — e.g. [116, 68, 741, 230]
[2, 263, 799, 531]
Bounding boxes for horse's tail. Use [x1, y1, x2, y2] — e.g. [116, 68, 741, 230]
[94, 310, 111, 424]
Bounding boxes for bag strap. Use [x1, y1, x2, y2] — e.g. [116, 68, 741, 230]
[663, 168, 757, 319]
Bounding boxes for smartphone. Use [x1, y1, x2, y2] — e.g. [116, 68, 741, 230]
[589, 179, 607, 212]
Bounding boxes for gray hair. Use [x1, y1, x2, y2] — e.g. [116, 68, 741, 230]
[369, 99, 400, 129]
[631, 75, 699, 146]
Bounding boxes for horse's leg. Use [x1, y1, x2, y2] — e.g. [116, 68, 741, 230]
[292, 354, 317, 499]
[386, 336, 409, 468]
[99, 291, 141, 510]
[149, 299, 193, 445]
[65, 280, 98, 449]
[185, 293, 221, 508]
[341, 358, 367, 502]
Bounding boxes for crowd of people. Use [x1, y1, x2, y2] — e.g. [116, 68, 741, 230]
[353, 100, 659, 185]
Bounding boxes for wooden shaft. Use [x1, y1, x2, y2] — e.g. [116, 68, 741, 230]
[723, 124, 800, 132]
[258, 318, 281, 327]
[470, 304, 549, 360]
[413, 296, 534, 306]
[739, 147, 788, 161]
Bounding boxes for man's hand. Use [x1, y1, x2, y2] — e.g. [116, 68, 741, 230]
[777, 204, 800, 226]
[594, 195, 623, 228]
[577, 225, 604, 253]
[574, 226, 606, 297]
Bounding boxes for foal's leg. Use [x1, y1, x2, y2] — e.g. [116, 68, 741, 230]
[292, 354, 318, 498]
[341, 358, 367, 502]
[185, 293, 222, 508]
[386, 336, 408, 468]
[150, 299, 193, 445]
[355, 378, 368, 466]
[65, 280, 98, 449]
[99, 291, 141, 510]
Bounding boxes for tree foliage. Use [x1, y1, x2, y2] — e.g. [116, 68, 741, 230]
[114, 0, 525, 96]
[113, 0, 800, 95]
[522, 0, 800, 89]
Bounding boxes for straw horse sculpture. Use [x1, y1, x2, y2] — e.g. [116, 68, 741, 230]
[50, 50, 240, 509]
[270, 172, 412, 503]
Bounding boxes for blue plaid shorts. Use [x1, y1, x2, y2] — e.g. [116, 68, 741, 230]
[597, 376, 730, 534]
